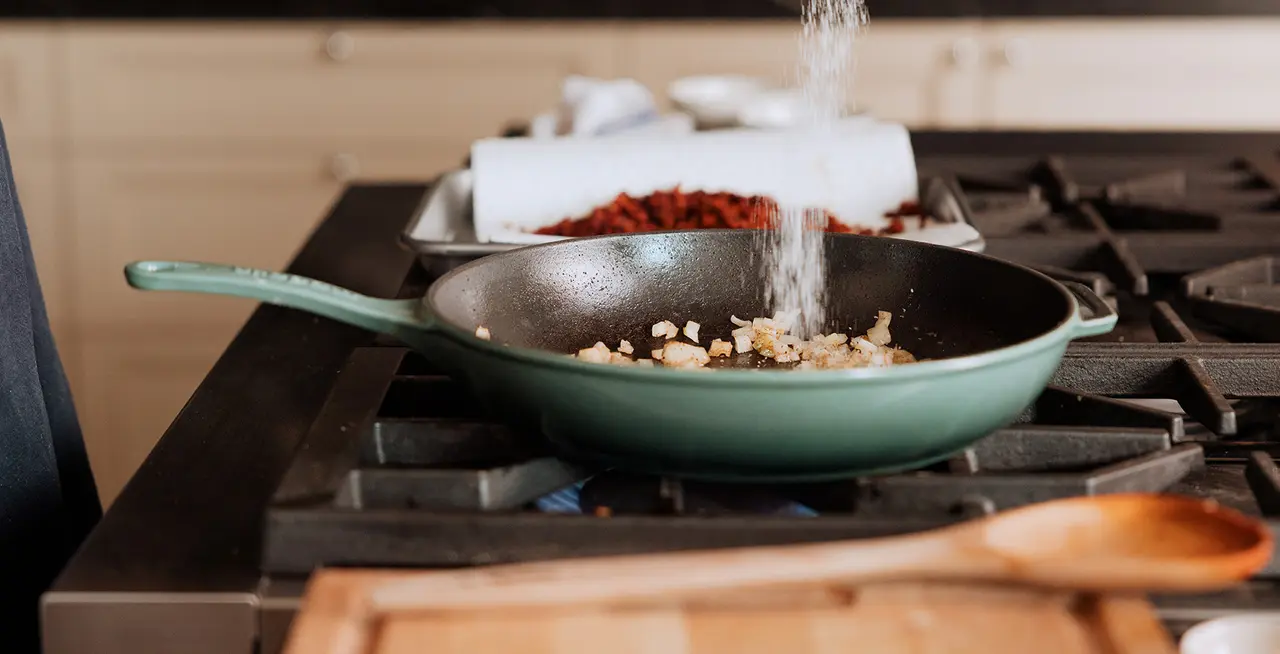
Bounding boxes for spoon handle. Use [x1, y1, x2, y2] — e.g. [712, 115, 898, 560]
[368, 529, 996, 614]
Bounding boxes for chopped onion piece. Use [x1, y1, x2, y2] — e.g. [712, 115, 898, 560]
[576, 342, 611, 364]
[684, 321, 701, 343]
[651, 349, 665, 361]
[660, 342, 711, 368]
[708, 339, 733, 358]
[772, 309, 800, 332]
[618, 339, 634, 355]
[867, 311, 893, 346]
[730, 315, 751, 327]
[652, 320, 678, 339]
[474, 326, 491, 341]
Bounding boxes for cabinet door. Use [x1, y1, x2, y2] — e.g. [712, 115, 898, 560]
[0, 24, 57, 149]
[69, 148, 460, 326]
[77, 331, 231, 505]
[621, 20, 983, 127]
[66, 23, 622, 149]
[70, 153, 345, 331]
[983, 19, 1280, 129]
[11, 151, 77, 388]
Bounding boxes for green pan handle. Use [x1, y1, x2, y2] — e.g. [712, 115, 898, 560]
[1061, 281, 1119, 339]
[124, 261, 432, 340]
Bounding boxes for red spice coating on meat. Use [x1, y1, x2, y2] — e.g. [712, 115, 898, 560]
[533, 187, 922, 237]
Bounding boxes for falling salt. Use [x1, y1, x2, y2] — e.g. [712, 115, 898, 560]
[763, 0, 868, 337]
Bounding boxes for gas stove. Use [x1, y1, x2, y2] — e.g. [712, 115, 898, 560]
[257, 152, 1280, 642]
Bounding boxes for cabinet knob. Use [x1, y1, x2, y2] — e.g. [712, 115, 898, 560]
[948, 37, 979, 68]
[324, 31, 355, 62]
[999, 38, 1027, 68]
[329, 153, 361, 182]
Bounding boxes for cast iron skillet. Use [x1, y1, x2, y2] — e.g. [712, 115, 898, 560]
[124, 230, 1116, 482]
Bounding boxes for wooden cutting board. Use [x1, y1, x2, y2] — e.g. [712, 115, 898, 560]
[283, 569, 1179, 654]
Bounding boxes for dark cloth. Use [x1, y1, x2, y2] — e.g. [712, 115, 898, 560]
[0, 120, 102, 651]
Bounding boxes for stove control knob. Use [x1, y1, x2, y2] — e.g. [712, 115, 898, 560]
[329, 153, 361, 183]
[999, 38, 1028, 68]
[948, 37, 979, 68]
[324, 31, 355, 62]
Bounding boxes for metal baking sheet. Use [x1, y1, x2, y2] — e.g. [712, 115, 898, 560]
[401, 170, 986, 276]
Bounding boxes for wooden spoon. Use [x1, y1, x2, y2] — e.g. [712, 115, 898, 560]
[367, 494, 1272, 614]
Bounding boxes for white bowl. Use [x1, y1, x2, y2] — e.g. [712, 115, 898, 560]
[736, 89, 815, 129]
[1181, 615, 1280, 654]
[737, 89, 873, 130]
[667, 75, 770, 128]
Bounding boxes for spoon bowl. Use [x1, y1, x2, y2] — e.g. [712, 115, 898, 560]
[369, 493, 1272, 614]
[979, 494, 1272, 591]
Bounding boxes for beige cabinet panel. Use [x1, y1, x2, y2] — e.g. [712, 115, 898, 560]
[66, 23, 621, 148]
[68, 149, 447, 330]
[0, 23, 58, 148]
[71, 153, 341, 330]
[9, 149, 78, 387]
[983, 19, 1280, 129]
[78, 330, 233, 506]
[620, 20, 983, 127]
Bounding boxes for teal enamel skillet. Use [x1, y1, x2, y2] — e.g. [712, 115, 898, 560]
[124, 230, 1116, 482]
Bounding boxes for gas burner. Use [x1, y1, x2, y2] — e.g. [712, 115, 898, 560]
[576, 474, 818, 517]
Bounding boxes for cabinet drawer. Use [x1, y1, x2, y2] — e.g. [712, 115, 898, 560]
[70, 150, 444, 328]
[621, 21, 983, 127]
[984, 19, 1280, 129]
[0, 24, 58, 149]
[66, 23, 622, 147]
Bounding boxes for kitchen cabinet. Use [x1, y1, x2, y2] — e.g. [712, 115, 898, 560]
[0, 24, 59, 150]
[65, 24, 622, 150]
[623, 21, 984, 127]
[981, 19, 1280, 129]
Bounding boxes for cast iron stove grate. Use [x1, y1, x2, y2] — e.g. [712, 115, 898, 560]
[263, 152, 1280, 630]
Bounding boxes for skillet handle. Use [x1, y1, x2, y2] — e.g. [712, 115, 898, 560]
[124, 261, 432, 339]
[1061, 281, 1118, 339]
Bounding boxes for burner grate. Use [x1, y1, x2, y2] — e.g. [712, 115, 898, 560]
[946, 153, 1280, 276]
[262, 336, 1246, 574]
[1055, 301, 1280, 435]
[1184, 256, 1280, 342]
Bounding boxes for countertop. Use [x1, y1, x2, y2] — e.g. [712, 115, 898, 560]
[42, 130, 1280, 654]
[4, 0, 1280, 20]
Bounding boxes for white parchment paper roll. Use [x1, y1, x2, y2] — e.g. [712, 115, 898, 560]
[469, 120, 918, 245]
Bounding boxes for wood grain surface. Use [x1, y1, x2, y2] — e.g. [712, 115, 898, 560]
[284, 569, 1179, 654]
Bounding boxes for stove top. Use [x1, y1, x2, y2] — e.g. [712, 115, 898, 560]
[262, 152, 1280, 636]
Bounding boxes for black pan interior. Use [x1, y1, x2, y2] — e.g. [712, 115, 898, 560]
[430, 231, 1072, 362]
